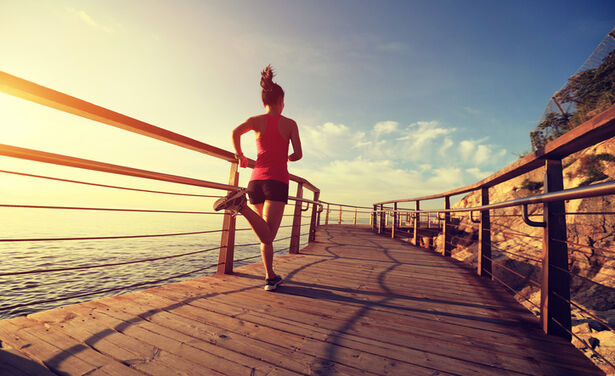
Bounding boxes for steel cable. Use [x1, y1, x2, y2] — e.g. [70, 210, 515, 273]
[491, 247, 542, 263]
[550, 289, 615, 333]
[481, 254, 541, 287]
[482, 269, 541, 311]
[0, 169, 222, 198]
[484, 225, 543, 240]
[0, 229, 226, 243]
[550, 316, 615, 371]
[0, 246, 221, 276]
[551, 238, 615, 257]
[0, 262, 221, 312]
[0, 204, 223, 215]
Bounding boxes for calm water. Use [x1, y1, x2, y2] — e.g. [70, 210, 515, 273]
[0, 209, 310, 320]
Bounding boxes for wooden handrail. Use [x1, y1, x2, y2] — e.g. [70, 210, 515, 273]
[0, 71, 319, 193]
[0, 143, 323, 209]
[375, 104, 615, 205]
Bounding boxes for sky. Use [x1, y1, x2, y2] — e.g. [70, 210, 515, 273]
[1, 0, 614, 210]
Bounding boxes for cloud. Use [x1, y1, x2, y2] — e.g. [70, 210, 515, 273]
[466, 167, 491, 180]
[439, 137, 454, 157]
[398, 121, 455, 149]
[459, 140, 476, 161]
[373, 121, 398, 137]
[294, 157, 462, 205]
[67, 8, 114, 33]
[302, 122, 363, 159]
[426, 167, 463, 188]
[296, 118, 511, 204]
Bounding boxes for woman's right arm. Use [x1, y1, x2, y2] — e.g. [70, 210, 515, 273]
[232, 118, 253, 168]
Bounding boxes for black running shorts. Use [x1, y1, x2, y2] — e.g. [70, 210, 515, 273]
[247, 180, 289, 205]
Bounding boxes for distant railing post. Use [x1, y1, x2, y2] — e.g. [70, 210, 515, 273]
[290, 183, 304, 254]
[391, 202, 397, 239]
[541, 159, 571, 340]
[413, 201, 420, 246]
[372, 205, 377, 232]
[325, 204, 330, 225]
[309, 190, 320, 243]
[338, 205, 342, 224]
[478, 186, 492, 278]
[353, 208, 357, 225]
[442, 196, 451, 256]
[217, 162, 239, 274]
[378, 204, 386, 234]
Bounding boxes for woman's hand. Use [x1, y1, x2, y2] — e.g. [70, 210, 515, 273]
[236, 153, 248, 168]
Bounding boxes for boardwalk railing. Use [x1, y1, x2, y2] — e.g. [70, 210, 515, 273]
[372, 104, 615, 369]
[0, 71, 321, 316]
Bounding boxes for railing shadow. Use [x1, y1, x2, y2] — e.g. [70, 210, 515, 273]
[0, 348, 56, 375]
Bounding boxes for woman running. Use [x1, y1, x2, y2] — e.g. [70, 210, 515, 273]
[214, 65, 302, 291]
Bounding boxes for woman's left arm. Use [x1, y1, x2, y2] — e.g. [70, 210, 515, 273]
[288, 120, 302, 162]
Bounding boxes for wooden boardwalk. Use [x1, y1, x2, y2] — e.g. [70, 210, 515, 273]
[0, 225, 603, 376]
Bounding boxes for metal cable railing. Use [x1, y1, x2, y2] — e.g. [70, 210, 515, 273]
[370, 104, 615, 372]
[0, 229, 226, 243]
[0, 246, 221, 277]
[0, 261, 222, 313]
[0, 169, 223, 198]
[0, 71, 322, 321]
[0, 204, 223, 215]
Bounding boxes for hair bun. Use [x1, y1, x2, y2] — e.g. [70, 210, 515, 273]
[260, 65, 275, 91]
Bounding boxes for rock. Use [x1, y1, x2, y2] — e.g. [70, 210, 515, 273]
[593, 330, 615, 349]
[589, 320, 610, 332]
[589, 337, 600, 349]
[573, 322, 592, 334]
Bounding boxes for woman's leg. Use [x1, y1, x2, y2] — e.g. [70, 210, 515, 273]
[259, 200, 286, 279]
[237, 200, 285, 279]
[239, 203, 273, 244]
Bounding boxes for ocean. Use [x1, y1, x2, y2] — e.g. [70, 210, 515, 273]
[0, 208, 313, 320]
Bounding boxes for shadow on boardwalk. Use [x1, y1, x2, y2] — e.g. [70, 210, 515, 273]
[0, 224, 604, 375]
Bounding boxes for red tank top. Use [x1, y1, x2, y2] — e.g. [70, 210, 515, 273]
[250, 114, 290, 184]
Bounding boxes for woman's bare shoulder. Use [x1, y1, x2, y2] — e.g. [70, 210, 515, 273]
[280, 115, 297, 128]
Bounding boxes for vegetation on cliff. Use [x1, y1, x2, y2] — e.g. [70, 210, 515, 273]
[530, 49, 615, 151]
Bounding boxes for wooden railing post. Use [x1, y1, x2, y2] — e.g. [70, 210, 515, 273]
[338, 205, 342, 224]
[541, 159, 571, 340]
[325, 204, 330, 225]
[442, 196, 451, 256]
[309, 191, 320, 243]
[353, 208, 357, 225]
[391, 202, 397, 239]
[290, 183, 304, 254]
[217, 162, 239, 274]
[413, 201, 420, 246]
[478, 186, 492, 278]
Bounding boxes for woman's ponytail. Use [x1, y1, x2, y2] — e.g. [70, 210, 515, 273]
[260, 65, 284, 106]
